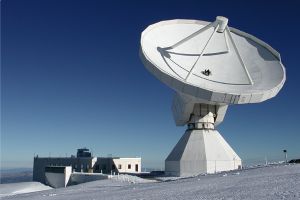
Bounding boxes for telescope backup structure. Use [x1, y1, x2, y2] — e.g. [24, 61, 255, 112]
[140, 16, 286, 176]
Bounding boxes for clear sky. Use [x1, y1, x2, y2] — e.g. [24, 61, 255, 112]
[1, 0, 300, 169]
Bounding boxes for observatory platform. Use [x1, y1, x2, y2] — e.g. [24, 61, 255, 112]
[140, 16, 286, 176]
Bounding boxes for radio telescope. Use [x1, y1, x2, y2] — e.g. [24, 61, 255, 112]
[140, 16, 286, 176]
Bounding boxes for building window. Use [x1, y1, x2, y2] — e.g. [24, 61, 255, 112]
[112, 164, 116, 170]
[135, 164, 138, 172]
[128, 164, 131, 169]
[118, 164, 122, 169]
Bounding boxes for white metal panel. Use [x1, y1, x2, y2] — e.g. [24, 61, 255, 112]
[249, 93, 264, 103]
[224, 94, 233, 103]
[238, 94, 251, 104]
[211, 92, 225, 102]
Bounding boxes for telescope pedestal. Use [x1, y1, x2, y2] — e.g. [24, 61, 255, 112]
[165, 128, 242, 176]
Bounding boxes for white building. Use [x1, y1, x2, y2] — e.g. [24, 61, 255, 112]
[33, 148, 141, 185]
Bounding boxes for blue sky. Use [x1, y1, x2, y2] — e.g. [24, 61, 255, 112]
[1, 0, 300, 169]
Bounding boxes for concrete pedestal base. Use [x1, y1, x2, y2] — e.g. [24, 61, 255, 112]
[165, 129, 242, 176]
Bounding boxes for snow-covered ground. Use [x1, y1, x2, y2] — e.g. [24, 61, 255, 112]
[1, 164, 299, 200]
[110, 174, 157, 183]
[0, 182, 52, 198]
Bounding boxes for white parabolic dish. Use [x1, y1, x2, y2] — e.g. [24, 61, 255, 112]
[140, 17, 286, 104]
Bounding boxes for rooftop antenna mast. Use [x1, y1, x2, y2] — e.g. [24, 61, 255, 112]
[283, 149, 288, 164]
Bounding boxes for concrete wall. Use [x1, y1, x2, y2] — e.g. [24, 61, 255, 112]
[71, 173, 108, 185]
[44, 167, 108, 188]
[45, 166, 72, 188]
[65, 167, 72, 186]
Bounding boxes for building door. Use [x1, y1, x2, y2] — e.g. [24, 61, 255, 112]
[135, 164, 138, 172]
